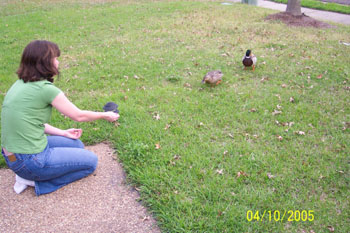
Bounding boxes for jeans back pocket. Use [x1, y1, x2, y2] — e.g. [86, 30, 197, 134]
[32, 152, 47, 168]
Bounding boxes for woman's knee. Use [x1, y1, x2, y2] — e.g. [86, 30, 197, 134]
[85, 151, 98, 172]
[47, 136, 85, 149]
[65, 138, 85, 149]
[75, 139, 85, 149]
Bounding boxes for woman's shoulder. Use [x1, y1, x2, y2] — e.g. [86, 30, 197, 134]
[24, 80, 62, 98]
[16, 79, 53, 87]
[37, 79, 55, 85]
[39, 80, 62, 99]
[32, 80, 60, 90]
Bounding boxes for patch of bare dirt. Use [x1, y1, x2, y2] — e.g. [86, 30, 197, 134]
[0, 143, 160, 233]
[266, 12, 335, 28]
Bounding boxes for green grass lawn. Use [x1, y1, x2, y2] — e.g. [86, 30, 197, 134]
[1, 0, 349, 232]
[268, 0, 350, 15]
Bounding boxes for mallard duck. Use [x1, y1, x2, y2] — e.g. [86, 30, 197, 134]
[242, 50, 257, 71]
[202, 70, 223, 86]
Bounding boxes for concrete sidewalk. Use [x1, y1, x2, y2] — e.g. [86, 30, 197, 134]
[227, 0, 350, 25]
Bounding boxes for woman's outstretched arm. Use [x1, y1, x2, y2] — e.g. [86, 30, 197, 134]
[51, 93, 119, 122]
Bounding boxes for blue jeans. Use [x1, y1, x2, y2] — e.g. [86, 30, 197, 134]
[1, 136, 98, 196]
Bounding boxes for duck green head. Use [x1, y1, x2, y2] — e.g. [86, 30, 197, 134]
[246, 49, 251, 56]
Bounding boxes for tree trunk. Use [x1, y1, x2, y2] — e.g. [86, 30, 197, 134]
[286, 0, 302, 16]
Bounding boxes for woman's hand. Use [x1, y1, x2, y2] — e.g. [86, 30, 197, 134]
[103, 112, 120, 122]
[44, 124, 83, 139]
[64, 128, 83, 139]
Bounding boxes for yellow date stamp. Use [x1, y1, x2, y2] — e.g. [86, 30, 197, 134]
[246, 210, 314, 222]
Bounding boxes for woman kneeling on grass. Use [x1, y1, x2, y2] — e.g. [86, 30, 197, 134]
[1, 40, 119, 195]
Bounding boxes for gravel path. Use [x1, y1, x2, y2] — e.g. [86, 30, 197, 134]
[0, 143, 160, 233]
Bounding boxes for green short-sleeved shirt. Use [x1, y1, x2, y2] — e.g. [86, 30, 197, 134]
[1, 79, 62, 154]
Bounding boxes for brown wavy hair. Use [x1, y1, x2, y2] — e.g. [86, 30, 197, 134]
[16, 40, 60, 83]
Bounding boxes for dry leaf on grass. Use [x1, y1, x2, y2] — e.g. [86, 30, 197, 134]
[295, 131, 305, 135]
[320, 192, 327, 202]
[281, 122, 294, 127]
[153, 113, 160, 120]
[216, 169, 224, 175]
[327, 226, 335, 232]
[318, 175, 325, 181]
[217, 210, 224, 217]
[260, 77, 269, 82]
[237, 171, 248, 178]
[267, 173, 275, 179]
[272, 110, 282, 115]
[183, 83, 191, 88]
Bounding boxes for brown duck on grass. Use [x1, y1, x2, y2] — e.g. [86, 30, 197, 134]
[202, 70, 223, 86]
[242, 49, 257, 71]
